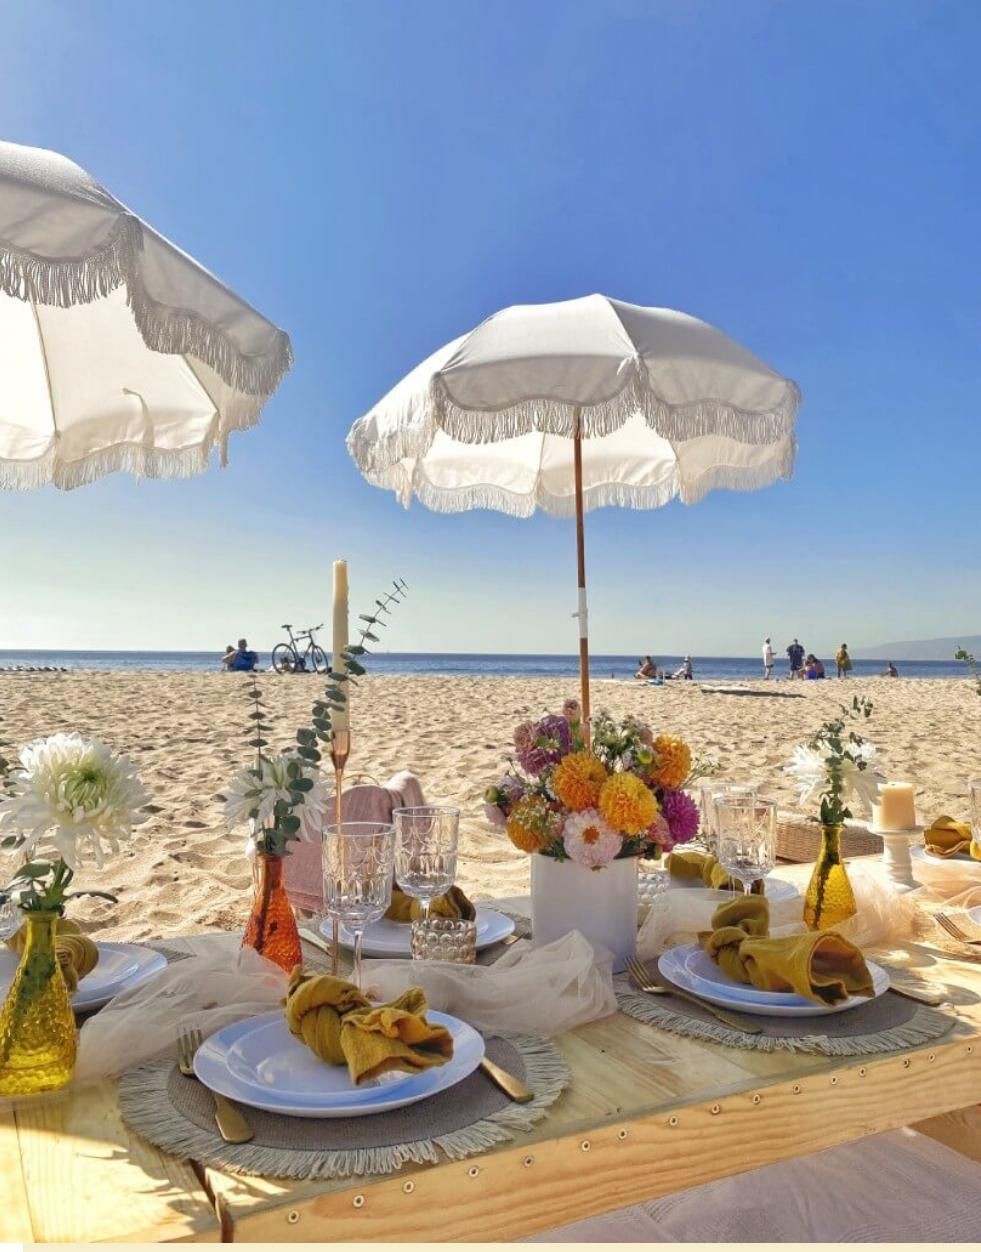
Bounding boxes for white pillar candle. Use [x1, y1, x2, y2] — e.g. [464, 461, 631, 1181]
[872, 781, 917, 831]
[332, 559, 350, 735]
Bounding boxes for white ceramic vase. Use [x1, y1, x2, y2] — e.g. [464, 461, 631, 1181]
[530, 854, 638, 973]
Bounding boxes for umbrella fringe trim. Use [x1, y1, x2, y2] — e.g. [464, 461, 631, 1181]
[0, 217, 292, 400]
[0, 415, 261, 491]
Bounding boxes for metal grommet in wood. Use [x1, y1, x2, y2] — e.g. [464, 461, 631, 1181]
[617, 1129, 628, 1141]
[668, 1115, 679, 1127]
[710, 1104, 720, 1115]
[523, 1155, 534, 1167]
[353, 1195, 365, 1208]
[287, 1211, 300, 1225]
[830, 1076, 838, 1085]
[468, 1166, 480, 1178]
[580, 1140, 591, 1151]
[968, 1045, 974, 1054]
[858, 1067, 866, 1076]
[402, 1181, 415, 1194]
[792, 1084, 801, 1094]
[752, 1094, 761, 1104]
[903, 1058, 911, 1068]
[928, 1053, 936, 1062]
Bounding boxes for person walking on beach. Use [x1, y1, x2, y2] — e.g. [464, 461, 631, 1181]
[762, 637, 775, 679]
[787, 638, 805, 678]
[836, 643, 853, 678]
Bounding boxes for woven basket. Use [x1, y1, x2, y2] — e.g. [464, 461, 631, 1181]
[777, 812, 882, 862]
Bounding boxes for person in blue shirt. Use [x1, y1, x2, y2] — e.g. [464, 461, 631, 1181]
[227, 638, 259, 672]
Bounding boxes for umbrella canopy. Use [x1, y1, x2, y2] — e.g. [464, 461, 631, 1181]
[347, 294, 801, 725]
[0, 141, 292, 489]
[347, 294, 799, 515]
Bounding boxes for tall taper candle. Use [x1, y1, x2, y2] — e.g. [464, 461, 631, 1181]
[332, 560, 350, 735]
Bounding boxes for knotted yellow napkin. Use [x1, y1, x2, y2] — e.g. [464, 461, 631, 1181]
[284, 968, 454, 1085]
[665, 849, 739, 892]
[385, 883, 476, 922]
[699, 897, 874, 1006]
[6, 917, 100, 992]
[924, 815, 978, 860]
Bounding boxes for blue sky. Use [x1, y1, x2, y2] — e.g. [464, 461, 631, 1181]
[1, 0, 979, 658]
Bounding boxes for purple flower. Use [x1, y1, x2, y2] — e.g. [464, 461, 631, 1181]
[518, 714, 573, 775]
[660, 789, 700, 845]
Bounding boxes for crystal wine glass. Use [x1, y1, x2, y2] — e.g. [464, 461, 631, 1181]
[0, 837, 26, 941]
[699, 783, 756, 856]
[322, 821, 396, 989]
[715, 796, 777, 895]
[393, 806, 460, 934]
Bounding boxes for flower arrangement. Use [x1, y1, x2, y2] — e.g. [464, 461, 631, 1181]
[784, 696, 882, 826]
[484, 701, 702, 868]
[0, 732, 150, 913]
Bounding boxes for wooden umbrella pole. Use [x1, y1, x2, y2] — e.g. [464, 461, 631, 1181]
[573, 412, 591, 745]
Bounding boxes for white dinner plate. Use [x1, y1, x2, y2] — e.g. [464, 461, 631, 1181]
[967, 905, 981, 929]
[653, 870, 799, 903]
[194, 1008, 485, 1118]
[911, 844, 979, 867]
[323, 906, 515, 957]
[0, 941, 167, 1012]
[658, 943, 888, 1017]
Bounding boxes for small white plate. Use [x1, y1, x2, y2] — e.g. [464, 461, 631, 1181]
[967, 905, 981, 929]
[322, 906, 515, 958]
[194, 1009, 485, 1118]
[0, 941, 167, 1012]
[911, 844, 979, 867]
[658, 943, 888, 1017]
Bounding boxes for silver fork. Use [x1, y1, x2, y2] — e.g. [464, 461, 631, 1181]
[626, 957, 763, 1035]
[177, 1027, 254, 1144]
[935, 913, 981, 946]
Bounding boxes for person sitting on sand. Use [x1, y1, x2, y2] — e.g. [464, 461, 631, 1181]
[227, 637, 259, 672]
[805, 654, 826, 679]
[220, 644, 236, 670]
[883, 661, 899, 677]
[635, 656, 657, 680]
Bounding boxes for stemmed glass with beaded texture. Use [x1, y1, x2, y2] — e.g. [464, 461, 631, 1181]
[715, 796, 777, 895]
[393, 806, 460, 923]
[322, 821, 396, 989]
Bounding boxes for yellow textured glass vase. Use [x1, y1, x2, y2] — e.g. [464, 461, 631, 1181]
[803, 824, 858, 930]
[0, 912, 77, 1096]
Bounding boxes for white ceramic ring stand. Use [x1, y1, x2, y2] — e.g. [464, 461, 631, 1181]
[869, 823, 923, 892]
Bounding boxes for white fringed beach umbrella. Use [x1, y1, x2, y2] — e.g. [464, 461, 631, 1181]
[0, 141, 292, 490]
[347, 294, 800, 726]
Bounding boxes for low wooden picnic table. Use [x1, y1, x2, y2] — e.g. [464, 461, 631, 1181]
[3, 866, 981, 1242]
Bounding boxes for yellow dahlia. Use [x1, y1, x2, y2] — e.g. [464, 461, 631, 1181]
[598, 772, 658, 835]
[552, 751, 609, 811]
[650, 735, 692, 790]
[506, 795, 560, 855]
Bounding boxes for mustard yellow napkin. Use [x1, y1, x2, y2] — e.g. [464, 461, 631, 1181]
[699, 897, 874, 1006]
[284, 968, 454, 1085]
[666, 849, 739, 892]
[924, 815, 978, 860]
[385, 883, 476, 922]
[6, 917, 99, 992]
[341, 987, 454, 1084]
[284, 968, 371, 1064]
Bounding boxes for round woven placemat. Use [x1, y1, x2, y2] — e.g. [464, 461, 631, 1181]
[119, 1033, 567, 1180]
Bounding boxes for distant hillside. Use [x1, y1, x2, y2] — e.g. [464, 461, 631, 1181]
[860, 634, 981, 661]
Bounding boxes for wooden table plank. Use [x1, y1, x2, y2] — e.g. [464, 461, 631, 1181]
[12, 1080, 220, 1243]
[0, 1108, 34, 1243]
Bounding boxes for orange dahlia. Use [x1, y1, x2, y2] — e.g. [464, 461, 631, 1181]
[649, 734, 692, 790]
[552, 751, 609, 811]
[598, 772, 658, 835]
[506, 795, 560, 854]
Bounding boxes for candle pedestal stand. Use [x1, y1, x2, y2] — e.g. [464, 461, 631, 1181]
[870, 823, 922, 892]
[329, 731, 351, 975]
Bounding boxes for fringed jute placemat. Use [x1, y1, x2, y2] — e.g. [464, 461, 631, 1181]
[616, 967, 958, 1056]
[119, 1033, 568, 1180]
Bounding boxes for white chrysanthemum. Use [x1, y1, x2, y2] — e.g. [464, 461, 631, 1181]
[0, 732, 149, 869]
[562, 807, 622, 869]
[225, 753, 327, 842]
[785, 738, 883, 814]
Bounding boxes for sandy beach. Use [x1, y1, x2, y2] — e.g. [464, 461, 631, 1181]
[0, 671, 978, 942]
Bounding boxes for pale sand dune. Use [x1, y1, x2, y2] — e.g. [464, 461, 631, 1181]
[0, 672, 978, 942]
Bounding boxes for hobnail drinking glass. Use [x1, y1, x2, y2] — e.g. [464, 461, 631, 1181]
[699, 782, 757, 856]
[715, 796, 777, 895]
[409, 916, 477, 964]
[322, 821, 396, 989]
[393, 806, 460, 926]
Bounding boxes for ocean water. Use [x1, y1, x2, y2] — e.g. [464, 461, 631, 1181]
[0, 649, 966, 681]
